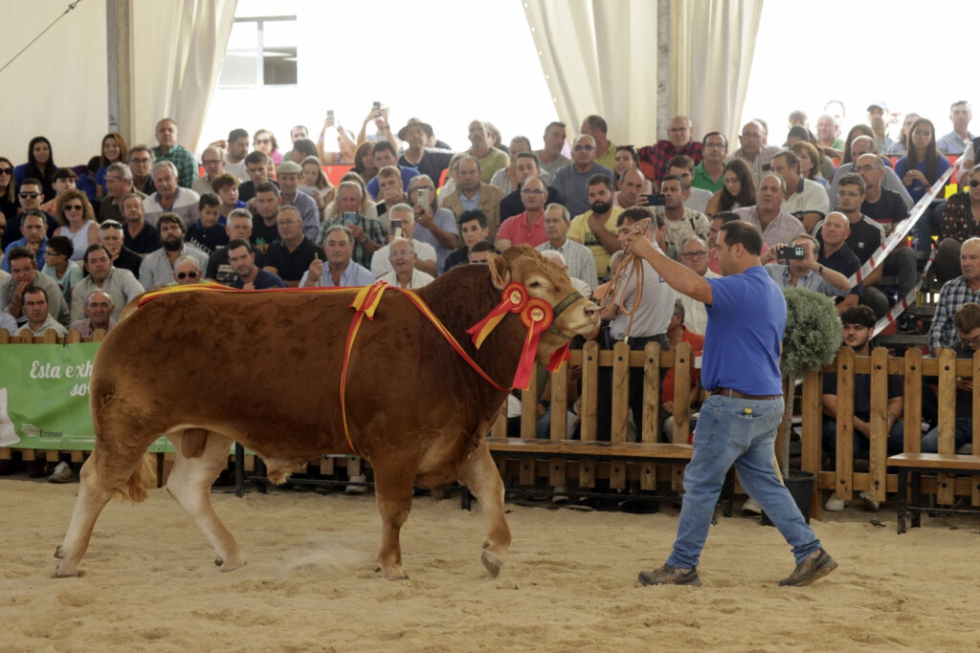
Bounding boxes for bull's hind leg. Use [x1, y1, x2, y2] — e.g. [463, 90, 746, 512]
[55, 447, 149, 577]
[166, 431, 246, 571]
[458, 440, 511, 577]
[368, 454, 417, 580]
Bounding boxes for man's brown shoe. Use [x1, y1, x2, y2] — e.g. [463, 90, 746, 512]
[638, 564, 701, 587]
[779, 548, 838, 587]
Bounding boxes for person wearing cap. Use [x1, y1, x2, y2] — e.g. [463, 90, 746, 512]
[275, 160, 320, 241]
[397, 118, 453, 186]
[867, 101, 895, 154]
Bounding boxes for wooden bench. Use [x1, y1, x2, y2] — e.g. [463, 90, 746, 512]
[887, 452, 980, 533]
[464, 437, 698, 510]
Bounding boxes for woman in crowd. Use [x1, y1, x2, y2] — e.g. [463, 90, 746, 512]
[352, 142, 378, 184]
[935, 165, 980, 282]
[887, 112, 921, 156]
[94, 132, 128, 198]
[316, 116, 358, 164]
[791, 141, 831, 190]
[786, 125, 836, 181]
[14, 136, 58, 201]
[839, 124, 876, 166]
[705, 159, 755, 215]
[253, 129, 282, 165]
[0, 156, 17, 223]
[53, 189, 98, 260]
[300, 155, 335, 216]
[323, 171, 377, 220]
[895, 117, 949, 205]
[613, 145, 652, 193]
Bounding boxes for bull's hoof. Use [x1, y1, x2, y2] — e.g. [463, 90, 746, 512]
[54, 562, 78, 578]
[379, 563, 408, 580]
[214, 556, 223, 567]
[54, 544, 64, 559]
[482, 550, 504, 578]
[218, 558, 246, 573]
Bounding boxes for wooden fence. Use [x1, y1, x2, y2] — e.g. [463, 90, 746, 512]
[3, 332, 978, 520]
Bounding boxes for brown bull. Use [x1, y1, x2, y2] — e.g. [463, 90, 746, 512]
[56, 246, 599, 579]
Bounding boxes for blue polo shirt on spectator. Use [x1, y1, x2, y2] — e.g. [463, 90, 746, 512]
[2, 237, 46, 271]
[366, 165, 419, 200]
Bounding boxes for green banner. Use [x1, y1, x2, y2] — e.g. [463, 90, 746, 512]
[0, 343, 174, 453]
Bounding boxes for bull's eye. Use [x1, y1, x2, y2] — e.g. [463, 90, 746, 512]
[528, 281, 542, 288]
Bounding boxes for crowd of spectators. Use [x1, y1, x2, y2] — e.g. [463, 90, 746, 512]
[1, 99, 977, 485]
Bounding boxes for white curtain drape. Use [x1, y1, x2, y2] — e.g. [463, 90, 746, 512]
[131, 0, 237, 155]
[523, 0, 660, 146]
[670, 0, 764, 141]
[0, 1, 109, 166]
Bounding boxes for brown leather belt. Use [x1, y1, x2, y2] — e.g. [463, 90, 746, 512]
[711, 387, 782, 401]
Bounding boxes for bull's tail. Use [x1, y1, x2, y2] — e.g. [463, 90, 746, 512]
[114, 453, 157, 503]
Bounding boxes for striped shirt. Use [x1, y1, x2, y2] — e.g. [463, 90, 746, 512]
[929, 276, 980, 351]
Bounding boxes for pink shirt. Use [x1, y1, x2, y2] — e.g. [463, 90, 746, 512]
[496, 211, 548, 247]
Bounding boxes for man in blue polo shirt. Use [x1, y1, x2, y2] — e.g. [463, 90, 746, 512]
[628, 220, 837, 588]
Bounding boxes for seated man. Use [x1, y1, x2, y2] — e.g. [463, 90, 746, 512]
[99, 219, 143, 277]
[378, 238, 434, 289]
[814, 212, 863, 315]
[822, 306, 904, 511]
[68, 289, 116, 337]
[227, 239, 286, 290]
[263, 205, 326, 287]
[407, 174, 458, 274]
[762, 233, 851, 298]
[317, 184, 386, 269]
[206, 209, 267, 285]
[495, 176, 550, 250]
[667, 155, 713, 214]
[71, 244, 144, 322]
[171, 255, 203, 285]
[3, 210, 48, 271]
[567, 174, 623, 280]
[121, 192, 160, 255]
[300, 225, 374, 288]
[142, 161, 200, 229]
[770, 150, 829, 233]
[138, 213, 209, 289]
[655, 174, 711, 256]
[366, 141, 419, 200]
[498, 152, 563, 222]
[735, 174, 805, 248]
[535, 203, 599, 292]
[467, 240, 495, 264]
[551, 134, 614, 216]
[211, 171, 246, 220]
[444, 210, 493, 272]
[186, 193, 229, 255]
[20, 286, 67, 337]
[675, 236, 719, 335]
[929, 238, 980, 356]
[370, 204, 437, 278]
[237, 150, 278, 203]
[1, 179, 59, 250]
[439, 156, 505, 240]
[922, 302, 980, 454]
[40, 235, 82, 304]
[1, 246, 70, 326]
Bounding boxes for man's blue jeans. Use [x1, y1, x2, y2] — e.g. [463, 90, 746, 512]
[666, 394, 821, 569]
[922, 418, 972, 453]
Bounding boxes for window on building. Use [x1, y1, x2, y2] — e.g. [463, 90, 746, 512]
[219, 16, 297, 87]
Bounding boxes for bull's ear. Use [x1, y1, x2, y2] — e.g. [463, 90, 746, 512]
[488, 253, 509, 290]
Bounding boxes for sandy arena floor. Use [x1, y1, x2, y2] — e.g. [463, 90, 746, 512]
[1, 478, 978, 652]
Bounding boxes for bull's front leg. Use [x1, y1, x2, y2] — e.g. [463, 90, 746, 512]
[458, 439, 511, 577]
[368, 455, 416, 580]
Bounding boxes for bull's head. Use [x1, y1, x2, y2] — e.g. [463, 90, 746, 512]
[488, 246, 599, 361]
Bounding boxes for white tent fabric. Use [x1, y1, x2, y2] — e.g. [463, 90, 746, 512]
[670, 0, 764, 141]
[523, 0, 763, 146]
[0, 0, 236, 168]
[522, 0, 660, 146]
[0, 1, 108, 166]
[131, 0, 238, 156]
